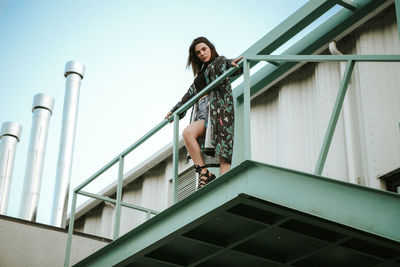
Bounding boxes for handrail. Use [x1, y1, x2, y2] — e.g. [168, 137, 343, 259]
[247, 54, 400, 62]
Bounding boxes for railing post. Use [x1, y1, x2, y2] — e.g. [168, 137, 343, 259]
[314, 59, 355, 175]
[113, 156, 124, 240]
[243, 59, 252, 161]
[64, 192, 77, 267]
[172, 114, 179, 204]
[232, 58, 251, 166]
[395, 0, 400, 41]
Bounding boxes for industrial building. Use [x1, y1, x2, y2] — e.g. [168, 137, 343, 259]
[1, 0, 399, 266]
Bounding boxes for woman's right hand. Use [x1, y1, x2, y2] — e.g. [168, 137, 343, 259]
[231, 57, 244, 67]
[165, 111, 172, 120]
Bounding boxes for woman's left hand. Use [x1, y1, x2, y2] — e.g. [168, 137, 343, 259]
[231, 57, 244, 67]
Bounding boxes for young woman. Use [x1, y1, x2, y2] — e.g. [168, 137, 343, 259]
[165, 37, 242, 189]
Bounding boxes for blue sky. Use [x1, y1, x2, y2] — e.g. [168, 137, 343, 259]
[0, 0, 320, 225]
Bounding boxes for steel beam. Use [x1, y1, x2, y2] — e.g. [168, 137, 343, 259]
[314, 59, 355, 175]
[187, 226, 269, 267]
[77, 190, 159, 214]
[247, 54, 400, 62]
[396, 0, 400, 41]
[234, 0, 393, 99]
[337, 0, 357, 11]
[233, 59, 252, 166]
[240, 0, 340, 58]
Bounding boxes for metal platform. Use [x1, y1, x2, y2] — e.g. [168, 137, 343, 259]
[75, 160, 400, 266]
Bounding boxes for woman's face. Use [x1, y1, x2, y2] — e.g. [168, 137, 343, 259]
[194, 42, 211, 63]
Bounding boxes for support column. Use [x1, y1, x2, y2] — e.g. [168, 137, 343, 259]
[19, 94, 55, 221]
[395, 0, 400, 41]
[232, 59, 251, 166]
[0, 122, 22, 215]
[51, 61, 85, 227]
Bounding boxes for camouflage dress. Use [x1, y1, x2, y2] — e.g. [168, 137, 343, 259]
[170, 56, 239, 163]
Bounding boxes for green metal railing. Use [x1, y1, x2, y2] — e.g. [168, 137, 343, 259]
[64, 59, 246, 267]
[64, 54, 400, 266]
[245, 55, 400, 175]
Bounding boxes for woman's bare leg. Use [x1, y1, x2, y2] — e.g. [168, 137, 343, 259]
[219, 157, 231, 175]
[182, 120, 206, 167]
[183, 121, 231, 177]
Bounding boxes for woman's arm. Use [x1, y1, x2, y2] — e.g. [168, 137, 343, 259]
[211, 56, 244, 78]
[165, 83, 197, 120]
[227, 57, 244, 77]
[230, 57, 244, 67]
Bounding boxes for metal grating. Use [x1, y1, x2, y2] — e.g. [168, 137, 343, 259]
[125, 197, 400, 267]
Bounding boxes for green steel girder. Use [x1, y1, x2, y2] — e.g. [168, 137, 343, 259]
[75, 160, 400, 266]
[314, 59, 355, 175]
[234, 0, 394, 99]
[232, 60, 251, 166]
[396, 0, 400, 41]
[240, 0, 343, 58]
[246, 54, 400, 62]
[338, 0, 357, 11]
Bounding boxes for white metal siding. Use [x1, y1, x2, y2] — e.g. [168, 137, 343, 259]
[251, 5, 400, 188]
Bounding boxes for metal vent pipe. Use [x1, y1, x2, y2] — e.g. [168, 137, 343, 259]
[0, 122, 22, 215]
[19, 94, 55, 221]
[51, 60, 85, 227]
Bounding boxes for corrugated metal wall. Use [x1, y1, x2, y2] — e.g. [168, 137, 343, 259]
[74, 5, 400, 238]
[252, 5, 400, 188]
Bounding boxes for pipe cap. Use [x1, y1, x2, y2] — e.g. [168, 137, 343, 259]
[64, 60, 85, 79]
[0, 121, 22, 141]
[32, 93, 55, 114]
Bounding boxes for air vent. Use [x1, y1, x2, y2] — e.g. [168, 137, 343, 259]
[178, 168, 196, 201]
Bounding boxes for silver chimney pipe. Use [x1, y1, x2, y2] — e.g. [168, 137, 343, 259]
[19, 94, 55, 221]
[51, 60, 85, 227]
[0, 122, 22, 215]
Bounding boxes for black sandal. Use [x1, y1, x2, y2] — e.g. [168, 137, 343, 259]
[195, 165, 216, 189]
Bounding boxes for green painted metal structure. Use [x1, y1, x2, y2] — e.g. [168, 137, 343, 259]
[396, 0, 400, 41]
[75, 160, 400, 266]
[65, 0, 400, 266]
[235, 0, 395, 99]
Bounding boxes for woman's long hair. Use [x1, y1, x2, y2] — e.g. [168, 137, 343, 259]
[187, 37, 219, 76]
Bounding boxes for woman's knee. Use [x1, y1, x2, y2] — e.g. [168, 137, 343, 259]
[183, 121, 205, 142]
[182, 126, 193, 142]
